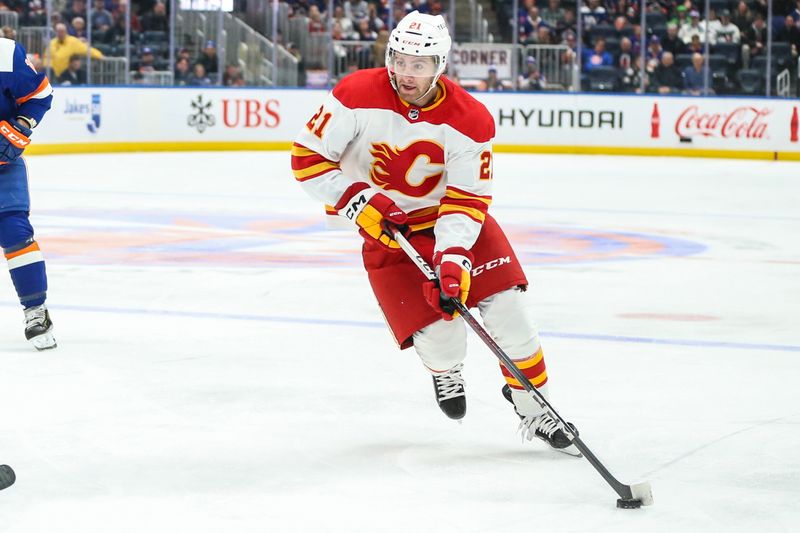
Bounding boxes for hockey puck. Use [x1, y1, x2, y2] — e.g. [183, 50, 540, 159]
[0, 464, 15, 490]
[616, 498, 643, 509]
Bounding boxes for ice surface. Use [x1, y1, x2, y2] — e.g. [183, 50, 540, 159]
[1, 152, 798, 532]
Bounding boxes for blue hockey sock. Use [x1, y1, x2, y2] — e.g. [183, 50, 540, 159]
[0, 212, 48, 307]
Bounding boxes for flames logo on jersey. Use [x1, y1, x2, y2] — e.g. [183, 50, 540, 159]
[369, 140, 445, 197]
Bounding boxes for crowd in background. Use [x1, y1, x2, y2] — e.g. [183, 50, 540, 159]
[1, 0, 798, 93]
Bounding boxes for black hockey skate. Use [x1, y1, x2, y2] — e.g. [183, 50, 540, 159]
[24, 304, 57, 351]
[502, 384, 580, 456]
[432, 363, 466, 420]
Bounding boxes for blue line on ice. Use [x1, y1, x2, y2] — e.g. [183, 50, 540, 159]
[3, 302, 797, 353]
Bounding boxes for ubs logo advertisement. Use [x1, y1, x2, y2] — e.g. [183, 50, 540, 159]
[188, 95, 281, 132]
[63, 93, 102, 134]
[188, 94, 215, 133]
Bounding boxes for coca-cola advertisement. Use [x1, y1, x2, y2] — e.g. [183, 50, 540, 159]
[674, 105, 771, 140]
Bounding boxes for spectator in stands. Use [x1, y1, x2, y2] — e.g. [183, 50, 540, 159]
[687, 33, 704, 54]
[742, 12, 767, 66]
[47, 22, 103, 77]
[345, 0, 369, 23]
[541, 0, 565, 28]
[583, 38, 613, 70]
[141, 1, 168, 33]
[620, 55, 643, 92]
[333, 5, 356, 39]
[671, 4, 689, 28]
[560, 29, 577, 64]
[682, 52, 707, 95]
[372, 28, 389, 67]
[679, 10, 705, 44]
[776, 14, 800, 53]
[518, 56, 546, 90]
[651, 51, 683, 93]
[479, 67, 505, 91]
[613, 0, 638, 24]
[137, 46, 156, 74]
[791, 0, 800, 22]
[23, 0, 47, 26]
[69, 17, 88, 41]
[113, 0, 141, 33]
[91, 0, 113, 34]
[714, 10, 741, 44]
[1, 25, 14, 40]
[56, 54, 87, 85]
[661, 22, 686, 56]
[557, 8, 577, 39]
[732, 1, 753, 32]
[612, 15, 632, 36]
[223, 64, 242, 86]
[520, 5, 545, 43]
[177, 47, 191, 63]
[366, 3, 386, 32]
[580, 0, 608, 30]
[187, 63, 212, 86]
[355, 17, 377, 40]
[616, 36, 634, 70]
[63, 0, 87, 24]
[646, 35, 663, 74]
[102, 9, 137, 45]
[308, 5, 326, 33]
[174, 56, 191, 86]
[534, 25, 553, 45]
[198, 40, 218, 74]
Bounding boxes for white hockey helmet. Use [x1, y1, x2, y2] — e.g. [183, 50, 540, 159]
[386, 11, 452, 96]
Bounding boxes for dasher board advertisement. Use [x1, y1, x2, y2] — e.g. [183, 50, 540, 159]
[27, 87, 799, 160]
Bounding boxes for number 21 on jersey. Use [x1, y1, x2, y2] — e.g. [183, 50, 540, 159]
[480, 151, 492, 180]
[306, 106, 332, 138]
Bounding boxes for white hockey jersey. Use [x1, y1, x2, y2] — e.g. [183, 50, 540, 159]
[291, 68, 495, 253]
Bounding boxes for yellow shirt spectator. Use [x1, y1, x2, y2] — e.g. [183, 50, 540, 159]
[47, 23, 103, 77]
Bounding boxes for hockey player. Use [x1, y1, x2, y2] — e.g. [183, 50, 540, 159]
[0, 37, 56, 350]
[291, 12, 576, 452]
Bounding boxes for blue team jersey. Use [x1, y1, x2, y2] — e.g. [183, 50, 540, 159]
[0, 38, 53, 213]
[0, 38, 53, 126]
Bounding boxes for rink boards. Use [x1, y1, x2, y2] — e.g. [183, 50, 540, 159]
[26, 86, 800, 161]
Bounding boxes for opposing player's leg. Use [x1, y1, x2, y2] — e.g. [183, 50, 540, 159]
[0, 210, 56, 350]
[412, 318, 467, 420]
[478, 287, 578, 454]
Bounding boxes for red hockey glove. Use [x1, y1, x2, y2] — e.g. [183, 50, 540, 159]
[423, 247, 474, 321]
[335, 182, 409, 251]
[0, 118, 32, 164]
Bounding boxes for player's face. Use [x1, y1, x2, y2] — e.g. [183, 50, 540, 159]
[388, 53, 437, 104]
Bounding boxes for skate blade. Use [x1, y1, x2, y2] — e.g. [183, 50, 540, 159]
[30, 331, 57, 351]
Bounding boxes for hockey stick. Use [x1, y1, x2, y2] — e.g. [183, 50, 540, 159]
[392, 231, 653, 509]
[0, 465, 15, 491]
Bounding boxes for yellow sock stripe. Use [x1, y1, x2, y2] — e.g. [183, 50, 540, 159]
[513, 348, 544, 370]
[504, 371, 548, 388]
